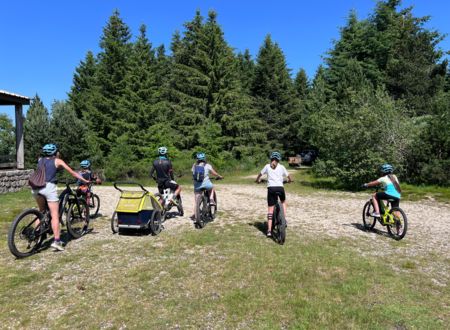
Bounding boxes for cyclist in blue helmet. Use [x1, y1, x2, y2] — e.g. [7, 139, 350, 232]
[190, 152, 223, 219]
[363, 163, 401, 217]
[256, 151, 292, 237]
[31, 144, 90, 251]
[150, 147, 182, 209]
[77, 160, 101, 214]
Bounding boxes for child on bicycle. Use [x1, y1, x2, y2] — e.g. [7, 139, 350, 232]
[150, 147, 182, 207]
[256, 151, 292, 237]
[77, 160, 101, 203]
[32, 144, 89, 251]
[363, 163, 401, 217]
[191, 152, 223, 219]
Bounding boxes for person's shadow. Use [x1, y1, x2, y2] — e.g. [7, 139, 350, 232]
[249, 221, 267, 235]
[344, 222, 391, 238]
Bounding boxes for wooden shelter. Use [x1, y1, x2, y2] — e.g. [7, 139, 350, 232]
[0, 90, 30, 169]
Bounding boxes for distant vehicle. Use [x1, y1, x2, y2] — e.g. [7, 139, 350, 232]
[299, 150, 318, 165]
[288, 155, 301, 167]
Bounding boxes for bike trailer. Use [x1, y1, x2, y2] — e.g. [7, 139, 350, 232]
[113, 182, 161, 230]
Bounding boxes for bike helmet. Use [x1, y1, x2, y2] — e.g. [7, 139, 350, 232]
[380, 163, 394, 174]
[270, 151, 282, 161]
[42, 144, 58, 156]
[158, 146, 168, 156]
[196, 152, 206, 161]
[80, 160, 91, 169]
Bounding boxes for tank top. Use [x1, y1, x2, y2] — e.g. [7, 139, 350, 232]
[38, 157, 58, 184]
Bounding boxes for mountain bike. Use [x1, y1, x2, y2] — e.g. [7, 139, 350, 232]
[154, 181, 184, 220]
[362, 188, 408, 240]
[77, 182, 100, 218]
[194, 178, 221, 229]
[271, 192, 287, 245]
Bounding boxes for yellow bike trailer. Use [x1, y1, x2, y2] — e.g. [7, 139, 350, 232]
[111, 182, 163, 235]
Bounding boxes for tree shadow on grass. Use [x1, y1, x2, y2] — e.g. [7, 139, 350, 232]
[344, 222, 391, 238]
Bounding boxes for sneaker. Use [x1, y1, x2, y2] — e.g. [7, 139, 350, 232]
[266, 231, 272, 238]
[371, 212, 380, 218]
[209, 201, 216, 206]
[81, 225, 88, 235]
[51, 241, 65, 251]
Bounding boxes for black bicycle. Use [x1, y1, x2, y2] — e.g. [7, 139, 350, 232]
[271, 192, 287, 244]
[194, 178, 221, 229]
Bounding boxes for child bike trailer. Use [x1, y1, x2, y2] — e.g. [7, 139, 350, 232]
[111, 182, 163, 235]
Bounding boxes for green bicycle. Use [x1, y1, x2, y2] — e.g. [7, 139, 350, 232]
[362, 188, 408, 240]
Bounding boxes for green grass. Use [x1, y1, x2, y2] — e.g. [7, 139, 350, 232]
[0, 190, 35, 224]
[0, 220, 447, 329]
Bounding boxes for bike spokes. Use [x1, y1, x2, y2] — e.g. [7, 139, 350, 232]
[387, 208, 408, 240]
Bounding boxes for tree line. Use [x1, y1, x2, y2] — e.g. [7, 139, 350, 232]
[5, 0, 448, 188]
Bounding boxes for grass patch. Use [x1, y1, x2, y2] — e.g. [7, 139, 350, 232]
[0, 189, 35, 223]
[0, 220, 447, 329]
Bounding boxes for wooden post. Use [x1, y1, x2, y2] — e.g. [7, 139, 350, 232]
[15, 104, 24, 169]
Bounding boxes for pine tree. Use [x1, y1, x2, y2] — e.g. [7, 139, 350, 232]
[0, 114, 15, 156]
[236, 49, 255, 92]
[24, 95, 50, 166]
[294, 68, 309, 99]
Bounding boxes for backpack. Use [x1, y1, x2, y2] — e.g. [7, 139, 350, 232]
[29, 159, 46, 189]
[388, 174, 402, 193]
[193, 164, 205, 182]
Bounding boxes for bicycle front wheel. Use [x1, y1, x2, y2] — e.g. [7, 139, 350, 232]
[8, 209, 46, 258]
[67, 199, 89, 239]
[90, 194, 100, 218]
[362, 200, 376, 230]
[387, 207, 408, 240]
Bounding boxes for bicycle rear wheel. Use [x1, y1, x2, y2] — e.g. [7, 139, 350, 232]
[362, 200, 376, 230]
[90, 194, 100, 218]
[210, 191, 217, 219]
[66, 199, 89, 239]
[195, 195, 207, 229]
[272, 203, 286, 245]
[8, 209, 47, 258]
[176, 195, 184, 216]
[387, 207, 408, 240]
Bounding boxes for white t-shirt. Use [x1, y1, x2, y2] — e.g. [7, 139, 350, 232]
[192, 162, 213, 183]
[260, 163, 288, 187]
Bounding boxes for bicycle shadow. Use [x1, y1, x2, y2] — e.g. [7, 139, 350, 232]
[344, 222, 391, 238]
[249, 221, 267, 235]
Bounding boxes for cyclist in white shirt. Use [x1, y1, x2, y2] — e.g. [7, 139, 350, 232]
[256, 151, 292, 237]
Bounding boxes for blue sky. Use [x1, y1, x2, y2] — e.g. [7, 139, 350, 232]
[1, 0, 449, 120]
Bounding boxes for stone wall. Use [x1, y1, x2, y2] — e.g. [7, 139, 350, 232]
[0, 169, 33, 194]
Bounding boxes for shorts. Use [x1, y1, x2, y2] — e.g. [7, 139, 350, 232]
[32, 182, 59, 202]
[267, 186, 286, 207]
[194, 180, 213, 193]
[375, 192, 400, 208]
[158, 180, 179, 194]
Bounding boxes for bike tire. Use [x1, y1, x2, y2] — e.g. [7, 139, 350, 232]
[111, 211, 119, 234]
[8, 209, 46, 258]
[149, 210, 163, 235]
[90, 194, 100, 218]
[66, 199, 89, 239]
[176, 195, 184, 216]
[195, 195, 207, 229]
[59, 193, 70, 226]
[272, 203, 286, 245]
[210, 191, 217, 219]
[362, 200, 376, 230]
[387, 207, 408, 240]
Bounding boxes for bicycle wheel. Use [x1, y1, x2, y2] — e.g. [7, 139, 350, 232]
[90, 194, 100, 218]
[8, 209, 47, 258]
[362, 200, 376, 230]
[66, 199, 89, 239]
[58, 193, 71, 226]
[387, 207, 408, 240]
[111, 211, 119, 234]
[210, 191, 217, 219]
[149, 210, 162, 235]
[195, 195, 207, 229]
[176, 195, 184, 216]
[272, 203, 286, 245]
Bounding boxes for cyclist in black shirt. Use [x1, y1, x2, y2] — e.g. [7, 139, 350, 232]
[150, 147, 182, 203]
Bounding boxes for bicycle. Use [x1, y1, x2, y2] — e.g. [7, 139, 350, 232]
[155, 183, 184, 221]
[194, 178, 221, 229]
[270, 192, 287, 245]
[77, 182, 100, 218]
[362, 188, 408, 240]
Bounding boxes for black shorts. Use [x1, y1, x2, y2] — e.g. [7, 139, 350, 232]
[375, 192, 399, 208]
[158, 180, 179, 194]
[267, 187, 286, 207]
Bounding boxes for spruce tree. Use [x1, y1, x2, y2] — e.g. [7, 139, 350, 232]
[0, 114, 15, 157]
[24, 95, 50, 166]
[294, 68, 309, 99]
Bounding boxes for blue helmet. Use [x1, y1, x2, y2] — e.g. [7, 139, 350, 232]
[158, 146, 168, 156]
[380, 163, 394, 174]
[196, 152, 206, 161]
[270, 151, 282, 161]
[80, 160, 91, 169]
[42, 144, 58, 156]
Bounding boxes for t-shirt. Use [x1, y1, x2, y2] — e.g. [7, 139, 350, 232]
[260, 163, 288, 187]
[192, 162, 213, 184]
[378, 174, 401, 199]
